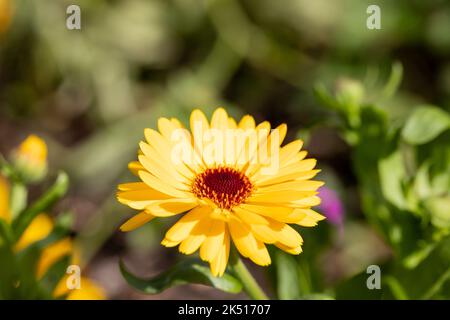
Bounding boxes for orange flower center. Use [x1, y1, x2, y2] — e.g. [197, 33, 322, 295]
[192, 167, 253, 210]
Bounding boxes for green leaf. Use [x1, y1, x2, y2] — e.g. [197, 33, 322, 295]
[402, 106, 450, 145]
[120, 258, 242, 294]
[424, 196, 450, 229]
[274, 251, 301, 299]
[13, 246, 42, 299]
[379, 151, 407, 210]
[313, 83, 340, 111]
[0, 219, 14, 246]
[39, 255, 71, 295]
[381, 62, 403, 99]
[383, 276, 409, 300]
[0, 227, 16, 299]
[403, 242, 437, 269]
[391, 237, 450, 299]
[12, 171, 69, 240]
[413, 162, 433, 200]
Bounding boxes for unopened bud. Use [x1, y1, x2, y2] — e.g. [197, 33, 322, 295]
[12, 135, 48, 183]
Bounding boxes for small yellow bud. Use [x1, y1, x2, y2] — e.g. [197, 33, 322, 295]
[13, 135, 48, 182]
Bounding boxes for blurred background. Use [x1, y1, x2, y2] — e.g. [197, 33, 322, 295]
[1, 0, 449, 299]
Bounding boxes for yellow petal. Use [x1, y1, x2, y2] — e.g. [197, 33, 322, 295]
[0, 175, 11, 223]
[228, 117, 237, 129]
[179, 234, 206, 255]
[239, 204, 295, 222]
[161, 238, 179, 247]
[117, 189, 173, 210]
[120, 211, 155, 232]
[139, 141, 195, 182]
[158, 117, 178, 141]
[139, 171, 191, 198]
[275, 242, 303, 255]
[146, 199, 198, 217]
[248, 190, 318, 203]
[255, 169, 321, 187]
[37, 237, 73, 278]
[255, 159, 317, 185]
[64, 277, 106, 300]
[117, 182, 149, 191]
[279, 140, 303, 167]
[294, 209, 326, 227]
[244, 121, 271, 166]
[164, 206, 211, 243]
[284, 151, 308, 166]
[200, 219, 225, 262]
[211, 108, 228, 131]
[246, 124, 287, 177]
[256, 180, 324, 193]
[209, 228, 230, 277]
[190, 109, 210, 160]
[138, 153, 189, 189]
[171, 117, 184, 128]
[128, 161, 145, 176]
[144, 128, 198, 177]
[289, 196, 322, 208]
[15, 214, 53, 252]
[238, 115, 255, 130]
[234, 208, 303, 248]
[228, 216, 271, 266]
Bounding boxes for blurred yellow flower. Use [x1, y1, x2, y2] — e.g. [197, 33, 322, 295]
[15, 214, 53, 251]
[118, 107, 324, 277]
[14, 213, 106, 299]
[0, 0, 13, 35]
[0, 175, 11, 222]
[54, 275, 106, 300]
[0, 174, 105, 299]
[13, 135, 48, 182]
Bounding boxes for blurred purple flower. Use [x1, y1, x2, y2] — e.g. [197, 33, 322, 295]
[319, 187, 344, 228]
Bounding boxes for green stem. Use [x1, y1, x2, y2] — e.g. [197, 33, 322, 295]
[12, 171, 69, 240]
[229, 248, 268, 300]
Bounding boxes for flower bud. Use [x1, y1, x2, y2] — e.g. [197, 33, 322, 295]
[12, 135, 48, 183]
[335, 77, 365, 107]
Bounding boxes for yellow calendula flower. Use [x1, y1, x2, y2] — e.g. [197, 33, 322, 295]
[118, 108, 324, 277]
[12, 135, 48, 182]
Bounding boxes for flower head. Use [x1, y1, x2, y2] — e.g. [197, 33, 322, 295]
[118, 108, 325, 276]
[12, 135, 48, 182]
